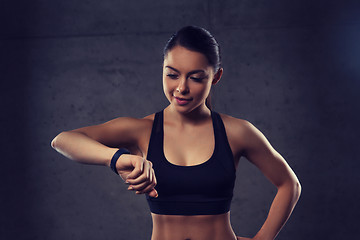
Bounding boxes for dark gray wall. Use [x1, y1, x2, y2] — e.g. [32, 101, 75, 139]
[1, 0, 359, 239]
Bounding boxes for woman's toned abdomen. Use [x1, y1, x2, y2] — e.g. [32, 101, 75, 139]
[151, 212, 237, 240]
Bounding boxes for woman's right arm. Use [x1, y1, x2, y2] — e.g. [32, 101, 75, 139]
[51, 130, 118, 167]
[50, 117, 158, 197]
[50, 117, 142, 166]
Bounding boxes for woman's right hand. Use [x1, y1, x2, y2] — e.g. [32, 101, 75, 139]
[116, 154, 158, 198]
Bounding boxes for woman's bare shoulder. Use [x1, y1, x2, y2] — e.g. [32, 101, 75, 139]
[218, 113, 261, 155]
[142, 112, 155, 121]
[219, 113, 253, 134]
[219, 113, 274, 155]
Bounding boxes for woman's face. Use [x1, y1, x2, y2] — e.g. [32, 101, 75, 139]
[163, 45, 220, 114]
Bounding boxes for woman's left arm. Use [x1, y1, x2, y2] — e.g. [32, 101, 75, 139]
[238, 120, 302, 240]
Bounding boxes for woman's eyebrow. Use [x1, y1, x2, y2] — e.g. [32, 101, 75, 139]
[165, 66, 205, 75]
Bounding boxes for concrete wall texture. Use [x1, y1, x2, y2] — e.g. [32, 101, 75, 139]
[1, 0, 359, 239]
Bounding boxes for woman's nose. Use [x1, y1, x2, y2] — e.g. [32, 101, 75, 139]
[176, 78, 189, 94]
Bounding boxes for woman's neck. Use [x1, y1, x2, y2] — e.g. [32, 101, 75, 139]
[165, 104, 211, 127]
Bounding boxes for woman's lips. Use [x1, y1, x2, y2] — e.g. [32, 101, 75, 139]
[174, 96, 192, 105]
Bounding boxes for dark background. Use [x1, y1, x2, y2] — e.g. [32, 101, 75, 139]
[1, 0, 359, 239]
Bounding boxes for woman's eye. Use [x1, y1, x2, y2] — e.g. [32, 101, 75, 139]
[167, 74, 178, 79]
[190, 77, 204, 82]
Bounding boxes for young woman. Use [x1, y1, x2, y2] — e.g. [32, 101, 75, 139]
[51, 26, 301, 240]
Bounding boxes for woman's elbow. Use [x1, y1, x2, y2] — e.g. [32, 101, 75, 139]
[288, 170, 302, 200]
[51, 136, 57, 149]
[51, 132, 65, 150]
[294, 179, 302, 199]
[279, 177, 302, 201]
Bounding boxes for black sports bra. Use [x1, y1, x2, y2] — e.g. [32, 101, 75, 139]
[146, 109, 236, 215]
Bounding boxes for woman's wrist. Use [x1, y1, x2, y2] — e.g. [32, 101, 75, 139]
[105, 148, 121, 167]
[110, 148, 131, 174]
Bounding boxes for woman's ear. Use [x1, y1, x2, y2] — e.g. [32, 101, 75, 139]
[212, 68, 223, 85]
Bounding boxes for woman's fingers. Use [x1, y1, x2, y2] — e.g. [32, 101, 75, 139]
[126, 160, 151, 184]
[149, 161, 153, 183]
[116, 154, 157, 196]
[125, 157, 144, 179]
[151, 167, 157, 186]
[135, 168, 157, 193]
[126, 158, 157, 195]
[147, 189, 158, 198]
[135, 181, 156, 194]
